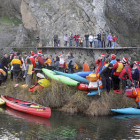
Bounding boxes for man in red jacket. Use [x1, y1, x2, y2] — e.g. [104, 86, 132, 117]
[95, 53, 106, 73]
[119, 63, 134, 94]
[30, 52, 36, 68]
[112, 59, 124, 90]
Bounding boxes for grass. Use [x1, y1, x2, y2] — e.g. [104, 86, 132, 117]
[0, 16, 22, 26]
[0, 77, 137, 116]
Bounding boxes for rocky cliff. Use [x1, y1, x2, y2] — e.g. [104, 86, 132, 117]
[0, 0, 140, 49]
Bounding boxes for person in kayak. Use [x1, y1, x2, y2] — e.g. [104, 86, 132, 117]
[95, 53, 106, 73]
[98, 63, 113, 93]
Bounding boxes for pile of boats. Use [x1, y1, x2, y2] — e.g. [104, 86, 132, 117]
[42, 68, 103, 96]
[0, 95, 51, 118]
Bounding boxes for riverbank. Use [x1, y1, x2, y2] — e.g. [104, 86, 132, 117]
[0, 78, 136, 117]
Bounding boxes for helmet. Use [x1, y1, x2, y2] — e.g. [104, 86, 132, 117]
[111, 54, 116, 59]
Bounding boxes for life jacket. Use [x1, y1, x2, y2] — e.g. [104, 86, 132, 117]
[74, 63, 78, 70]
[132, 90, 140, 102]
[116, 63, 123, 72]
[83, 62, 90, 72]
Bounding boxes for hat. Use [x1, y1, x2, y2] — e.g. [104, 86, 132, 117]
[59, 54, 63, 58]
[123, 57, 128, 62]
[17, 52, 20, 56]
[31, 52, 34, 56]
[134, 61, 139, 64]
[10, 50, 14, 54]
[38, 50, 43, 55]
[101, 53, 105, 57]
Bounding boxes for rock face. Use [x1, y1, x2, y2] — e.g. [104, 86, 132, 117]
[0, 0, 140, 50]
[105, 0, 140, 47]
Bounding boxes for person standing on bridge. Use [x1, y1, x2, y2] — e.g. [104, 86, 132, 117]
[112, 35, 117, 48]
[88, 34, 94, 47]
[64, 34, 68, 47]
[101, 32, 106, 48]
[53, 34, 58, 47]
[107, 33, 113, 48]
[97, 33, 101, 48]
[84, 33, 89, 47]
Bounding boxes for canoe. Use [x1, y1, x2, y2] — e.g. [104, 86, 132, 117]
[86, 73, 102, 82]
[111, 108, 140, 115]
[0, 98, 5, 105]
[74, 71, 93, 77]
[42, 68, 79, 86]
[88, 81, 103, 90]
[54, 70, 89, 83]
[87, 89, 103, 96]
[1, 95, 51, 118]
[77, 83, 89, 91]
[113, 88, 138, 98]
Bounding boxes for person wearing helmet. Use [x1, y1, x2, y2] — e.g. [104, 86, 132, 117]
[110, 54, 116, 65]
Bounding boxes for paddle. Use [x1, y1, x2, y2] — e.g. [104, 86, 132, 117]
[95, 68, 100, 96]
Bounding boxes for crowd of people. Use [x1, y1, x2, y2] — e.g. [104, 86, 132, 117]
[0, 50, 77, 87]
[96, 53, 139, 96]
[53, 32, 117, 48]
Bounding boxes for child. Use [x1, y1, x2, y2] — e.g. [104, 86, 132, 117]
[23, 58, 33, 87]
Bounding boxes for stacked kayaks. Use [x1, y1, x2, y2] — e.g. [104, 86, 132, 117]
[42, 68, 79, 86]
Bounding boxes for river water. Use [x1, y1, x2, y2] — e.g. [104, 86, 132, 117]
[0, 106, 140, 140]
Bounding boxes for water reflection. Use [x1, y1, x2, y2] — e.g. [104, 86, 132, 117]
[1, 106, 140, 139]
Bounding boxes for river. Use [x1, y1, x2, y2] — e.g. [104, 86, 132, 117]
[0, 106, 140, 140]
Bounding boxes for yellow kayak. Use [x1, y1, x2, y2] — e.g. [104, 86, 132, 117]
[0, 98, 5, 105]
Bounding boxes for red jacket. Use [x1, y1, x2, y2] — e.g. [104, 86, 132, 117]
[95, 58, 106, 72]
[113, 62, 124, 76]
[30, 57, 36, 68]
[112, 37, 117, 42]
[119, 64, 133, 81]
[37, 55, 45, 65]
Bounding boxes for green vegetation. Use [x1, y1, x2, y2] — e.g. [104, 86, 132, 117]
[0, 16, 22, 26]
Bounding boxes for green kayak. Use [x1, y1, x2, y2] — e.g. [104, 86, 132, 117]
[42, 68, 79, 86]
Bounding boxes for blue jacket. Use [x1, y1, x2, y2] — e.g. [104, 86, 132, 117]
[131, 68, 139, 81]
[110, 59, 116, 65]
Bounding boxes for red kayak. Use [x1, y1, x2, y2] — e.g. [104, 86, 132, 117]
[29, 85, 44, 92]
[77, 83, 89, 91]
[1, 95, 51, 118]
[113, 88, 138, 98]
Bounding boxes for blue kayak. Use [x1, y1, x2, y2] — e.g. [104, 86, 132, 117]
[74, 71, 93, 78]
[54, 70, 89, 83]
[111, 108, 140, 115]
[87, 89, 103, 96]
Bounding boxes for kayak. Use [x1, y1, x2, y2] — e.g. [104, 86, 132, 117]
[88, 81, 103, 90]
[111, 108, 140, 115]
[54, 70, 89, 83]
[58, 75, 79, 86]
[42, 68, 79, 86]
[87, 89, 103, 96]
[0, 98, 5, 105]
[86, 73, 102, 82]
[1, 95, 51, 118]
[77, 83, 89, 91]
[113, 88, 137, 98]
[74, 71, 93, 78]
[29, 85, 44, 92]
